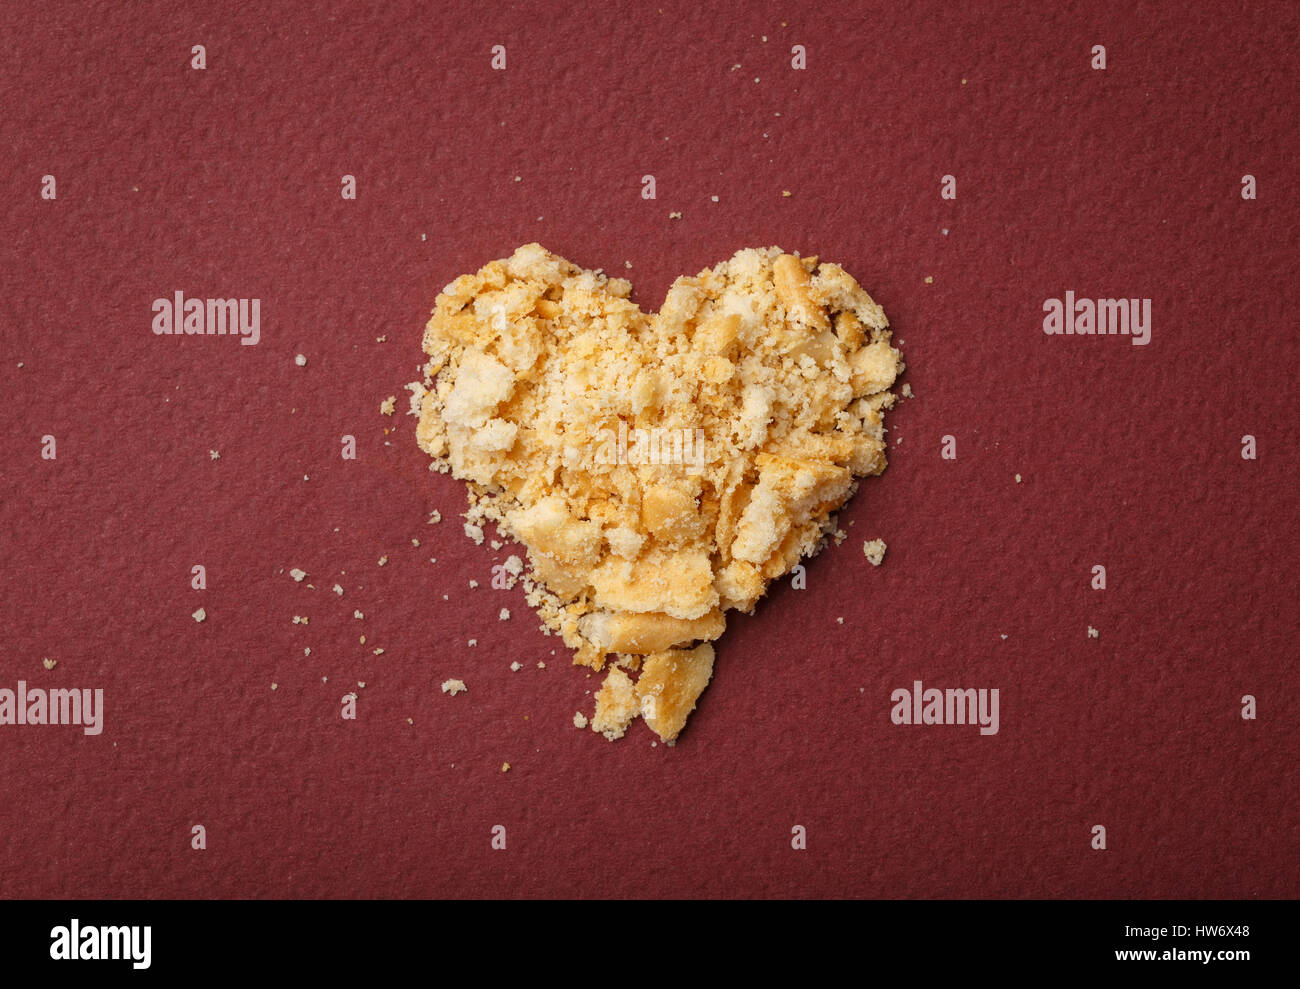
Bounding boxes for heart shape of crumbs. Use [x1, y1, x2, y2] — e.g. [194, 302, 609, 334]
[413, 244, 904, 744]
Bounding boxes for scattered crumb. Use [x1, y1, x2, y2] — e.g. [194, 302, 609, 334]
[380, 396, 396, 416]
[333, 584, 344, 595]
[924, 275, 934, 285]
[863, 539, 887, 566]
[376, 334, 387, 343]
[358, 681, 365, 688]
[510, 662, 522, 671]
[836, 616, 844, 624]
[304, 647, 310, 656]
[360, 635, 366, 644]
[901, 382, 914, 398]
[1000, 634, 1008, 640]
[624, 260, 632, 269]
[372, 647, 384, 655]
[499, 608, 511, 620]
[782, 190, 791, 197]
[208, 450, 220, 460]
[463, 522, 484, 544]
[292, 615, 308, 625]
[271, 682, 278, 690]
[468, 639, 478, 647]
[427, 510, 442, 524]
[294, 354, 307, 367]
[411, 538, 420, 547]
[42, 658, 56, 671]
[353, 610, 364, 619]
[441, 679, 467, 695]
[537, 661, 546, 669]
[668, 211, 682, 220]
[289, 568, 307, 582]
[1088, 626, 1099, 639]
[710, 195, 719, 202]
[469, 579, 479, 588]
[573, 712, 588, 729]
[192, 607, 207, 623]
[377, 555, 388, 567]
[1015, 473, 1022, 483]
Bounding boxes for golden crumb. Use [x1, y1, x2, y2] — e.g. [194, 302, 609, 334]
[441, 678, 467, 695]
[193, 607, 207, 623]
[924, 276, 934, 285]
[380, 396, 396, 416]
[573, 711, 588, 729]
[863, 539, 887, 566]
[42, 658, 56, 671]
[501, 762, 511, 772]
[415, 243, 904, 742]
[289, 568, 307, 582]
[782, 190, 791, 197]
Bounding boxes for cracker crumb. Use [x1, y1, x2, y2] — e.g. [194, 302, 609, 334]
[427, 510, 442, 524]
[377, 555, 388, 567]
[292, 615, 308, 625]
[380, 396, 396, 416]
[668, 211, 682, 219]
[192, 607, 207, 623]
[863, 539, 887, 566]
[333, 584, 344, 595]
[414, 243, 904, 742]
[271, 682, 278, 690]
[501, 762, 511, 772]
[469, 579, 479, 588]
[573, 711, 588, 728]
[499, 608, 511, 621]
[42, 658, 56, 670]
[510, 661, 522, 671]
[289, 568, 307, 582]
[782, 190, 791, 197]
[294, 354, 307, 367]
[441, 679, 467, 695]
[537, 661, 546, 669]
[353, 610, 364, 619]
[209, 450, 220, 460]
[924, 275, 934, 285]
[1088, 626, 1099, 639]
[901, 382, 914, 398]
[304, 647, 311, 656]
[1015, 473, 1022, 483]
[411, 538, 420, 547]
[468, 639, 478, 647]
[711, 195, 719, 202]
[372, 647, 384, 655]
[377, 334, 387, 343]
[836, 616, 844, 624]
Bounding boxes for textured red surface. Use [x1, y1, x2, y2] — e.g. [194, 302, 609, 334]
[1, 1, 1296, 899]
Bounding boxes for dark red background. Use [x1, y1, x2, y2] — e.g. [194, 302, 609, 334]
[1, 1, 1296, 898]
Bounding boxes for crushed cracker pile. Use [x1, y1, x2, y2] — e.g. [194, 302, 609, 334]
[414, 244, 904, 743]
